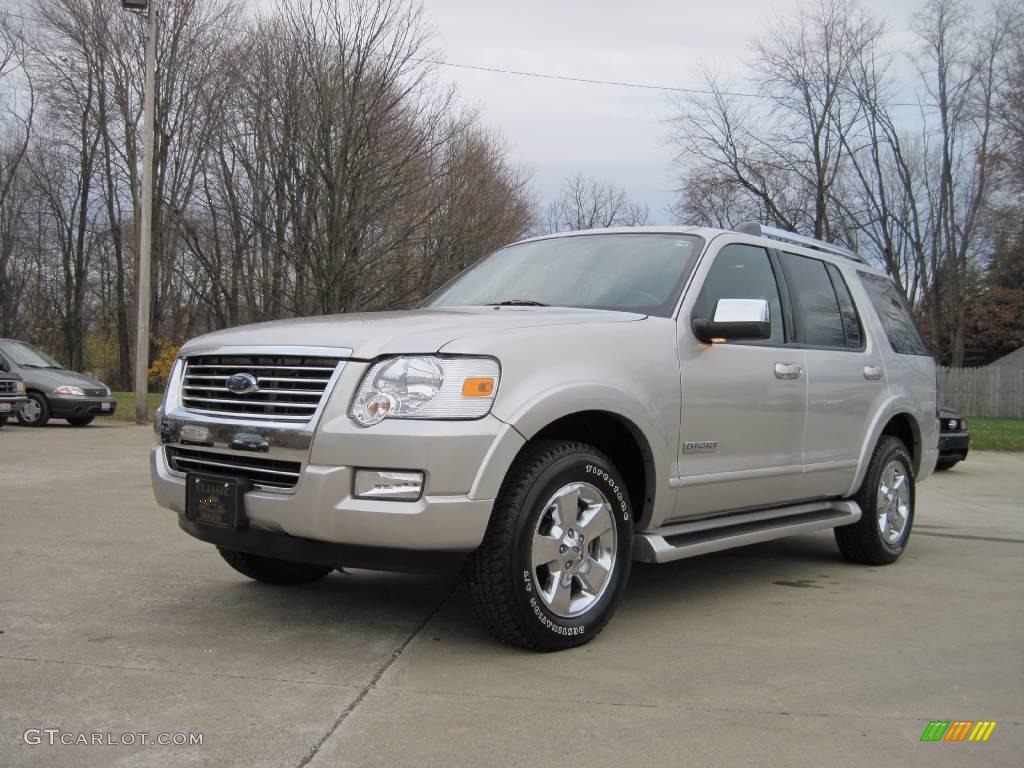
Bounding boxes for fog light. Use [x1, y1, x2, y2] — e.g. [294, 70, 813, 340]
[353, 469, 424, 500]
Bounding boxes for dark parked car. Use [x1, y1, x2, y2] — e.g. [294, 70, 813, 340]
[0, 339, 117, 427]
[0, 370, 28, 428]
[937, 407, 970, 471]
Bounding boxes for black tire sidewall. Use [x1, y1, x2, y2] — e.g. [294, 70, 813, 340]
[509, 450, 633, 647]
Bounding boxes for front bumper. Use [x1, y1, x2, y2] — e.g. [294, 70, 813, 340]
[152, 443, 498, 554]
[48, 395, 117, 418]
[938, 431, 970, 461]
[0, 395, 28, 417]
[151, 352, 527, 568]
[176, 513, 468, 573]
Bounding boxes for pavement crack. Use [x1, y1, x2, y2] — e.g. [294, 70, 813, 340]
[915, 531, 1024, 544]
[295, 583, 458, 768]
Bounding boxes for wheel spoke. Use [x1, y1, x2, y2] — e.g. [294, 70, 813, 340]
[578, 558, 610, 595]
[552, 485, 581, 532]
[578, 503, 612, 542]
[549, 574, 573, 614]
[532, 534, 562, 570]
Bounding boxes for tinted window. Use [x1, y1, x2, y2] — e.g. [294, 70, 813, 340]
[826, 263, 863, 349]
[423, 234, 703, 318]
[858, 272, 930, 356]
[696, 244, 783, 344]
[779, 253, 846, 348]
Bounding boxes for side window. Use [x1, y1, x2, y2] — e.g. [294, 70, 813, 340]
[858, 272, 930, 356]
[826, 263, 863, 349]
[779, 252, 846, 348]
[696, 244, 784, 344]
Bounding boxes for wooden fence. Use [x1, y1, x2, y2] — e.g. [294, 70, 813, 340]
[938, 366, 1024, 419]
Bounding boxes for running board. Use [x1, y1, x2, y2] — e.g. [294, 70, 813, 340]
[633, 501, 861, 564]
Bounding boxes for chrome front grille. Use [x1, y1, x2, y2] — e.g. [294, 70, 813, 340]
[165, 446, 301, 489]
[181, 354, 342, 422]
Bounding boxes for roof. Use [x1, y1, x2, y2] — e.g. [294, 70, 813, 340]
[988, 346, 1024, 369]
[512, 225, 888, 276]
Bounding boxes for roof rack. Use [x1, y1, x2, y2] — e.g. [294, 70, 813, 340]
[733, 222, 868, 264]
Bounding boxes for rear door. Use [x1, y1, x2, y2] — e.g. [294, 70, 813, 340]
[777, 252, 885, 496]
[673, 241, 807, 519]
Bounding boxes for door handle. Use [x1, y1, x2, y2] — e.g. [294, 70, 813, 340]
[863, 365, 883, 381]
[774, 362, 802, 379]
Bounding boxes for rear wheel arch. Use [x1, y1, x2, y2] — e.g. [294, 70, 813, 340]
[849, 405, 925, 494]
[880, 412, 921, 475]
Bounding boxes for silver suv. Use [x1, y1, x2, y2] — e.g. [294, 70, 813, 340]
[151, 224, 938, 651]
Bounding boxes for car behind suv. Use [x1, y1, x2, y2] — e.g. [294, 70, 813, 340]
[151, 224, 938, 650]
[0, 340, 117, 427]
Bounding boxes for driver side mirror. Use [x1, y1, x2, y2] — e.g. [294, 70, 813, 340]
[692, 298, 771, 344]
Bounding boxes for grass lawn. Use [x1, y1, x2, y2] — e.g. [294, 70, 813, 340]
[965, 417, 1024, 452]
[110, 391, 164, 422]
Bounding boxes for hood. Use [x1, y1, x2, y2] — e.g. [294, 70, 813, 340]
[180, 306, 646, 359]
[17, 366, 106, 391]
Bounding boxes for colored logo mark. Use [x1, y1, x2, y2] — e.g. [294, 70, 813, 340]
[920, 721, 997, 742]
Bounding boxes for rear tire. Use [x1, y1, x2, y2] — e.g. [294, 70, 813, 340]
[835, 436, 914, 565]
[0, 416, 6, 428]
[67, 416, 95, 427]
[17, 392, 49, 427]
[465, 440, 634, 651]
[217, 547, 332, 585]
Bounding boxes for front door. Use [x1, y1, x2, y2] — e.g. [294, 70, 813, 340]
[673, 242, 807, 519]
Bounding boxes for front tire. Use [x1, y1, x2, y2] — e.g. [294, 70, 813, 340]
[17, 393, 49, 427]
[465, 440, 634, 651]
[835, 436, 915, 565]
[217, 547, 332, 585]
[67, 416, 95, 427]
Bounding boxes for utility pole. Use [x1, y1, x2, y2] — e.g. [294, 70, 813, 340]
[133, 0, 157, 424]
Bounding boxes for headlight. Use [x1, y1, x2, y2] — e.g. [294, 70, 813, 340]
[350, 356, 499, 427]
[960, 419, 967, 431]
[53, 385, 85, 396]
[16, 381, 25, 393]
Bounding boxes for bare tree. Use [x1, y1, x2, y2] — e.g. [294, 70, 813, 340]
[542, 172, 648, 234]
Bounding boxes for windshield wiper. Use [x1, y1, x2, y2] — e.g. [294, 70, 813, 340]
[486, 299, 549, 307]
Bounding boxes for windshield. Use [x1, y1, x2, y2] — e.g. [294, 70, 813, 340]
[1, 341, 62, 368]
[422, 233, 704, 317]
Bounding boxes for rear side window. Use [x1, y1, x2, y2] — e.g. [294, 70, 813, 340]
[858, 272, 930, 356]
[826, 264, 863, 349]
[778, 252, 846, 348]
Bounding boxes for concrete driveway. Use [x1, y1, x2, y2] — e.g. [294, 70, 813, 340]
[1, 422, 1021, 767]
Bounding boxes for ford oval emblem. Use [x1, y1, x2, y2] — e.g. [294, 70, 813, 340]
[225, 372, 259, 395]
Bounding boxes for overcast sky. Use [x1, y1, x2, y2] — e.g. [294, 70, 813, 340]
[418, 0, 934, 223]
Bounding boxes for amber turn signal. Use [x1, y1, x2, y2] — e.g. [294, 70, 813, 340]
[462, 377, 495, 397]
